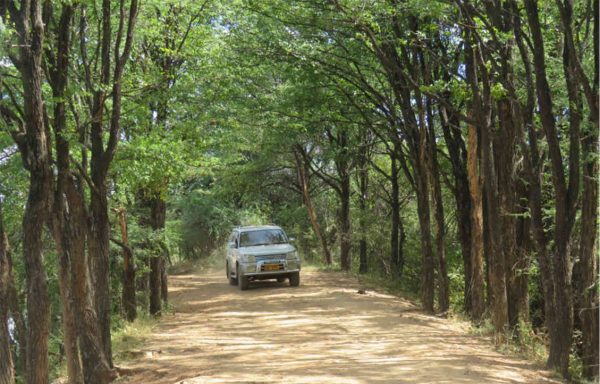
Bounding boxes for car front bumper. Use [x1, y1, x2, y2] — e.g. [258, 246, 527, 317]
[239, 259, 301, 277]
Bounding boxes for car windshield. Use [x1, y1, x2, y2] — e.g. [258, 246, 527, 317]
[239, 229, 287, 247]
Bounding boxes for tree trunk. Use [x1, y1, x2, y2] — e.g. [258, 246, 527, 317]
[54, 237, 83, 384]
[17, 1, 54, 379]
[22, 106, 52, 384]
[464, 39, 486, 322]
[467, 119, 485, 322]
[88, 184, 113, 366]
[525, 0, 579, 374]
[414, 139, 435, 313]
[160, 256, 168, 304]
[64, 181, 115, 383]
[481, 105, 509, 337]
[117, 208, 136, 322]
[508, 179, 531, 331]
[7, 268, 25, 380]
[439, 104, 472, 314]
[426, 100, 449, 314]
[390, 156, 403, 278]
[86, 0, 138, 365]
[357, 150, 369, 274]
[576, 0, 599, 379]
[293, 149, 332, 265]
[48, 7, 84, 379]
[575, 127, 599, 379]
[0, 204, 14, 384]
[149, 197, 166, 315]
[338, 173, 351, 271]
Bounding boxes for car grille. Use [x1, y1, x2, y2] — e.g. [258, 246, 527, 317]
[255, 254, 285, 261]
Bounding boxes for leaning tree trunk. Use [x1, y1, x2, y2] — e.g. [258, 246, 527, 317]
[294, 149, 332, 265]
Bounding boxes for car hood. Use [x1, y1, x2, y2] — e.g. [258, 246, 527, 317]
[239, 244, 295, 255]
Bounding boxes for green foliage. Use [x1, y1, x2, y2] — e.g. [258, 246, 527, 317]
[0, 0, 595, 380]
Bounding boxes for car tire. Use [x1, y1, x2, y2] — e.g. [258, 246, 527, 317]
[289, 272, 300, 287]
[237, 265, 249, 290]
[227, 263, 237, 285]
[277, 277, 286, 283]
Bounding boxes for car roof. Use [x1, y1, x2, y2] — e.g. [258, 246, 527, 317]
[235, 225, 282, 232]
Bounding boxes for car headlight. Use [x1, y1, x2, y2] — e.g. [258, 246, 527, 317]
[240, 254, 256, 263]
[286, 251, 298, 260]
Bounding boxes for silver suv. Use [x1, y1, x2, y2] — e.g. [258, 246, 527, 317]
[225, 225, 301, 290]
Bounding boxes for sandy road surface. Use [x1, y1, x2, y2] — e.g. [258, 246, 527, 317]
[117, 268, 561, 384]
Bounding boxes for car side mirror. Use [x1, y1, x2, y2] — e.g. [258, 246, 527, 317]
[288, 237, 296, 242]
[227, 241, 236, 248]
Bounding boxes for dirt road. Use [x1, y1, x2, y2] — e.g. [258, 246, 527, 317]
[117, 268, 561, 383]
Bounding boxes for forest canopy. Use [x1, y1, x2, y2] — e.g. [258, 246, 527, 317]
[0, 0, 597, 383]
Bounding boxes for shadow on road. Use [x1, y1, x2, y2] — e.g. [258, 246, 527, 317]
[116, 269, 561, 384]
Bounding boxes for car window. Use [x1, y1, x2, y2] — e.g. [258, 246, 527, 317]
[239, 229, 287, 247]
[228, 232, 239, 248]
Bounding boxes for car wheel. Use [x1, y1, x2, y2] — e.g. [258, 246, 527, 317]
[237, 264, 249, 290]
[277, 277, 286, 283]
[289, 272, 300, 287]
[227, 263, 237, 285]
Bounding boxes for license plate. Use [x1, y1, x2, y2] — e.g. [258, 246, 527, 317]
[264, 264, 281, 271]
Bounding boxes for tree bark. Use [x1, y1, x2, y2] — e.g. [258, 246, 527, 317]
[116, 208, 136, 322]
[509, 182, 531, 329]
[439, 103, 472, 314]
[13, 0, 54, 379]
[481, 115, 509, 337]
[54, 233, 83, 384]
[524, 0, 580, 375]
[357, 138, 370, 274]
[423, 95, 449, 314]
[414, 136, 435, 314]
[0, 203, 14, 384]
[47, 6, 84, 381]
[63, 180, 115, 384]
[86, 0, 139, 365]
[6, 265, 25, 381]
[293, 149, 332, 265]
[389, 156, 403, 278]
[149, 197, 166, 315]
[338, 172, 351, 271]
[88, 184, 113, 365]
[465, 41, 485, 322]
[575, 130, 599, 379]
